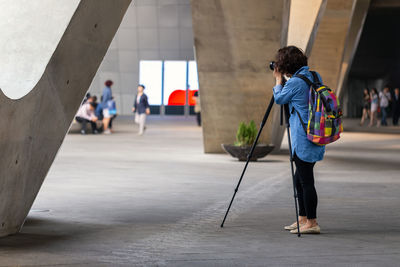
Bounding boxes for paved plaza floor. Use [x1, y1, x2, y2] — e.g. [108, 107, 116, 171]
[0, 116, 399, 266]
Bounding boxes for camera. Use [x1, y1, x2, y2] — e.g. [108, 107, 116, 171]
[269, 61, 275, 71]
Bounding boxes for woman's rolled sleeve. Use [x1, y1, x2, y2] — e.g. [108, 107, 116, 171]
[273, 79, 296, 105]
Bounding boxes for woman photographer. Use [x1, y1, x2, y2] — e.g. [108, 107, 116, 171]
[272, 46, 325, 234]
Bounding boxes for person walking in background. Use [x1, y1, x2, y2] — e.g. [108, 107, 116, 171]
[379, 86, 391, 126]
[75, 102, 98, 134]
[392, 88, 400, 126]
[369, 88, 379, 127]
[360, 88, 370, 126]
[132, 84, 150, 135]
[101, 80, 113, 134]
[194, 90, 201, 126]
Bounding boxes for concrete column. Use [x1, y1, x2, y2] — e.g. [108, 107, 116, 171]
[0, 0, 130, 237]
[192, 0, 290, 153]
[308, 0, 358, 91]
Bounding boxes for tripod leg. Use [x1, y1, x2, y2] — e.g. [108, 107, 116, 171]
[221, 96, 275, 228]
[284, 104, 301, 237]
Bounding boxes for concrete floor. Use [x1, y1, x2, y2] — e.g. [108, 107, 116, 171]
[0, 116, 400, 266]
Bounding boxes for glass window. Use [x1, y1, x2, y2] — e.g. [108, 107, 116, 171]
[163, 61, 187, 106]
[188, 61, 199, 90]
[188, 61, 199, 106]
[139, 60, 162, 105]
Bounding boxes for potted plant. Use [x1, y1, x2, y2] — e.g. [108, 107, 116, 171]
[222, 121, 274, 161]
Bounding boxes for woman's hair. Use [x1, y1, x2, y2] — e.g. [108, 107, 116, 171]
[274, 46, 308, 75]
[363, 88, 369, 95]
[105, 80, 113, 87]
[372, 88, 378, 95]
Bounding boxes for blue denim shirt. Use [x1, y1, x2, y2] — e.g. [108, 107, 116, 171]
[273, 66, 325, 163]
[101, 86, 112, 109]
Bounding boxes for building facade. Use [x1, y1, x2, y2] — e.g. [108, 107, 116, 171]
[87, 0, 195, 115]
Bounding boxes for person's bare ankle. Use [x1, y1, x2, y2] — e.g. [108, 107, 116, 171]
[304, 219, 318, 228]
[298, 216, 307, 224]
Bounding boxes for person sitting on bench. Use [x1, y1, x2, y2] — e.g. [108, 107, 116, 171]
[75, 102, 98, 134]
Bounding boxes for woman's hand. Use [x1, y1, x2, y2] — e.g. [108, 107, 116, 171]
[273, 68, 283, 86]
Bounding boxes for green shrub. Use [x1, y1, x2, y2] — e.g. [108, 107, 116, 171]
[234, 120, 257, 146]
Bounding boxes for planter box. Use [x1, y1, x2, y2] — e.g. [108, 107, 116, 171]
[221, 144, 275, 161]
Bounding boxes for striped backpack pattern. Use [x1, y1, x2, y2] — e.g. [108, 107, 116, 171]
[294, 71, 343, 146]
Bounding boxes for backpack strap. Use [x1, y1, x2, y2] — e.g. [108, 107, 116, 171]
[294, 72, 318, 112]
[291, 71, 319, 135]
[310, 71, 321, 85]
[295, 72, 320, 90]
[295, 74, 313, 87]
[291, 107, 307, 134]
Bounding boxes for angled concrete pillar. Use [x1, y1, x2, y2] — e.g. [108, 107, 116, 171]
[336, 0, 371, 98]
[308, 0, 362, 94]
[0, 0, 130, 237]
[287, 0, 327, 56]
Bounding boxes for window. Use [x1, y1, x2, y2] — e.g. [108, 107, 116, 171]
[188, 61, 199, 90]
[138, 60, 199, 114]
[139, 60, 162, 105]
[163, 61, 187, 105]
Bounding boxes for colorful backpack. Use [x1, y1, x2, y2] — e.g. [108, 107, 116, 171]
[293, 71, 343, 146]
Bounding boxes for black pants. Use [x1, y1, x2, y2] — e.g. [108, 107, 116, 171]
[109, 115, 117, 129]
[76, 117, 97, 133]
[294, 153, 317, 219]
[393, 107, 400, 125]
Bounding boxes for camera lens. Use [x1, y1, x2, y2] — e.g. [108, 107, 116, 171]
[269, 61, 275, 71]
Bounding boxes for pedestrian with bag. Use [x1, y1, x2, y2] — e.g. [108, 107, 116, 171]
[369, 88, 379, 127]
[101, 80, 114, 134]
[379, 86, 391, 126]
[194, 90, 201, 126]
[132, 84, 150, 135]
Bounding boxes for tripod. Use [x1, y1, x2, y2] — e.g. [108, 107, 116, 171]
[220, 96, 301, 237]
